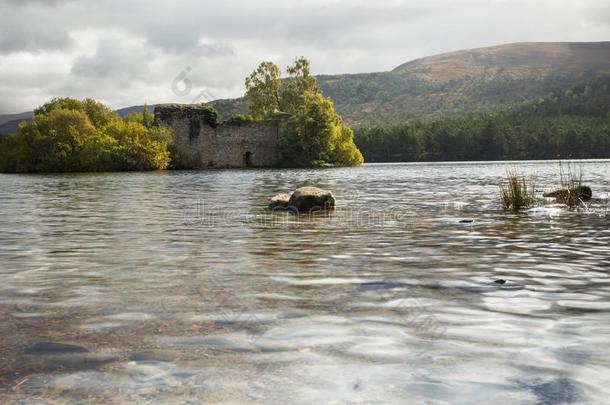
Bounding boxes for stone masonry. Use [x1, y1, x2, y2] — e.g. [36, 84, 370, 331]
[154, 104, 288, 168]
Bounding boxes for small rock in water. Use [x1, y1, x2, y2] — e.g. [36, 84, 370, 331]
[543, 186, 592, 202]
[26, 342, 89, 355]
[268, 192, 293, 210]
[494, 279, 507, 285]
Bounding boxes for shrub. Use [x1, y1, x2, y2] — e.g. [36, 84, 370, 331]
[226, 114, 256, 124]
[198, 103, 221, 127]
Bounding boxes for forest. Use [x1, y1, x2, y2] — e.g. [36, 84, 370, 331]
[355, 76, 610, 162]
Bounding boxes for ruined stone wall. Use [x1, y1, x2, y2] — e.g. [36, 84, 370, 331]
[154, 104, 287, 168]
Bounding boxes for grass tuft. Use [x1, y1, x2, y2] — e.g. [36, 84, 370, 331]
[500, 170, 536, 211]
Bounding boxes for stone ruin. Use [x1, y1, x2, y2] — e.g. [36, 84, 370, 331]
[154, 104, 289, 168]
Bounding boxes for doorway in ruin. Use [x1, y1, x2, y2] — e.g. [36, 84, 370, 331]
[244, 151, 252, 167]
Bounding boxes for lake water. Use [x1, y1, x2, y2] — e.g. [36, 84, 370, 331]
[1, 161, 609, 404]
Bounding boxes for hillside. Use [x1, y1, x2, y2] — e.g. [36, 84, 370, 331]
[209, 42, 610, 127]
[354, 76, 610, 162]
[393, 42, 610, 81]
[3, 42, 610, 134]
[325, 42, 610, 125]
[517, 75, 610, 118]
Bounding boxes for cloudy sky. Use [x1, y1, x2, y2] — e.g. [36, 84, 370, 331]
[1, 0, 609, 113]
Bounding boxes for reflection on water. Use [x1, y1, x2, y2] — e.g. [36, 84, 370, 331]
[1, 161, 609, 404]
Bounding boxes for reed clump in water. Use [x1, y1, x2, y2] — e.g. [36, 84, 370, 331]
[543, 162, 592, 208]
[500, 170, 536, 211]
[558, 162, 588, 209]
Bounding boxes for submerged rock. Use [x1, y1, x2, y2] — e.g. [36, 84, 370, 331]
[543, 186, 592, 202]
[288, 187, 336, 213]
[26, 342, 89, 355]
[268, 186, 335, 213]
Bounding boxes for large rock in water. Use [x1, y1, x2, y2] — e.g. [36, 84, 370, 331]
[288, 187, 336, 213]
[268, 187, 335, 213]
[543, 186, 592, 202]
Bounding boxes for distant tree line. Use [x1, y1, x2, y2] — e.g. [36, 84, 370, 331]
[3, 74, 608, 172]
[355, 77, 610, 162]
[355, 116, 610, 161]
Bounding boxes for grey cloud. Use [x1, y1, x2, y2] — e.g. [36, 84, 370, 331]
[0, 22, 73, 54]
[71, 36, 153, 83]
[2, 0, 610, 113]
[144, 29, 234, 56]
[586, 1, 610, 25]
[1, 0, 68, 6]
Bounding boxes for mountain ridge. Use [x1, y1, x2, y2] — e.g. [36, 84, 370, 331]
[3, 41, 610, 134]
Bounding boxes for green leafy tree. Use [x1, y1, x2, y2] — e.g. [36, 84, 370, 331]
[276, 58, 363, 166]
[280, 57, 319, 114]
[245, 61, 281, 120]
[142, 103, 154, 128]
[34, 97, 118, 128]
[281, 90, 336, 165]
[330, 124, 364, 166]
[124, 103, 155, 128]
[280, 89, 363, 167]
[244, 56, 363, 167]
[0, 98, 172, 173]
[105, 120, 170, 171]
[11, 108, 115, 172]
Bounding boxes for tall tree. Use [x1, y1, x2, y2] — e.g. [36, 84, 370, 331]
[243, 57, 363, 167]
[142, 103, 154, 128]
[245, 61, 281, 120]
[277, 57, 362, 166]
[280, 57, 319, 114]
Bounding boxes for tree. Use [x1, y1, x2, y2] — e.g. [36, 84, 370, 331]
[281, 89, 363, 167]
[13, 108, 114, 172]
[330, 124, 364, 166]
[243, 56, 363, 167]
[0, 98, 172, 173]
[281, 90, 336, 165]
[142, 103, 154, 128]
[34, 97, 117, 128]
[245, 61, 281, 120]
[280, 57, 319, 114]
[105, 120, 170, 170]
